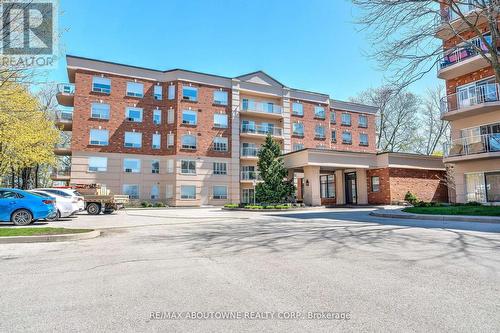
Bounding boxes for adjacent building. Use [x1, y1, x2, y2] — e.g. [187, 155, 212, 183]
[437, 3, 500, 204]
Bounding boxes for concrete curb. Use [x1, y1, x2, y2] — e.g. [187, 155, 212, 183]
[370, 211, 500, 224]
[222, 206, 324, 212]
[0, 230, 101, 244]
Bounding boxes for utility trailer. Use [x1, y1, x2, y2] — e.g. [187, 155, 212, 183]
[73, 184, 130, 215]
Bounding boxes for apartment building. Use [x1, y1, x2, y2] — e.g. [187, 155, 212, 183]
[437, 2, 500, 204]
[54, 55, 446, 206]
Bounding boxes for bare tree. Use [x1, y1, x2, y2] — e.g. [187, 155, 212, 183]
[352, 0, 500, 89]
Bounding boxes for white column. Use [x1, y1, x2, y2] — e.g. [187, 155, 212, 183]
[356, 169, 368, 205]
[335, 170, 345, 205]
[303, 165, 321, 206]
[231, 79, 241, 204]
[282, 88, 292, 153]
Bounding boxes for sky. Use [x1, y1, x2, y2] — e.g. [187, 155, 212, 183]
[48, 0, 438, 101]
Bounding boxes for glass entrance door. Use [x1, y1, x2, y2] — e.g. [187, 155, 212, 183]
[345, 172, 357, 204]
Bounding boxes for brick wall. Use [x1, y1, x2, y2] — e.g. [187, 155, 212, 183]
[366, 168, 391, 204]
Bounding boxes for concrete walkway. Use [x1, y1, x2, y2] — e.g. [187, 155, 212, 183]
[370, 207, 500, 223]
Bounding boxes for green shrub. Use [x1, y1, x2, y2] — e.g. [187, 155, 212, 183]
[264, 205, 275, 209]
[224, 204, 239, 209]
[244, 205, 263, 210]
[404, 191, 418, 205]
[140, 201, 149, 208]
[464, 201, 482, 207]
[154, 202, 166, 207]
[275, 205, 291, 209]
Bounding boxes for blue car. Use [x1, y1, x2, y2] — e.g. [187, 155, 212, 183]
[0, 188, 57, 226]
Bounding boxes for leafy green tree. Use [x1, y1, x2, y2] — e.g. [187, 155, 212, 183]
[255, 135, 294, 204]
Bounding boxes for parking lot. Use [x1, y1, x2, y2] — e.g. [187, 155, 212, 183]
[1, 207, 500, 332]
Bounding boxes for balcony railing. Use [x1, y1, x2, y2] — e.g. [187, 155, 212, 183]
[439, 2, 482, 24]
[57, 83, 75, 95]
[440, 83, 500, 114]
[241, 124, 283, 136]
[242, 101, 282, 115]
[51, 168, 71, 177]
[241, 171, 262, 181]
[55, 109, 73, 122]
[438, 41, 488, 70]
[444, 133, 500, 157]
[241, 147, 259, 157]
[54, 141, 71, 149]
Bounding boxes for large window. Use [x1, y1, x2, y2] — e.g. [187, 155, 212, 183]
[125, 107, 143, 122]
[371, 176, 380, 192]
[212, 186, 228, 200]
[342, 131, 352, 144]
[360, 133, 369, 146]
[331, 130, 337, 143]
[89, 129, 109, 146]
[181, 134, 196, 150]
[181, 160, 196, 174]
[314, 106, 325, 119]
[168, 85, 176, 100]
[182, 86, 198, 101]
[123, 158, 141, 173]
[154, 85, 163, 100]
[150, 184, 160, 200]
[152, 133, 161, 149]
[213, 90, 228, 105]
[151, 160, 160, 174]
[153, 109, 161, 125]
[88, 156, 107, 172]
[341, 113, 352, 126]
[330, 111, 336, 124]
[91, 103, 110, 119]
[242, 188, 255, 204]
[358, 114, 368, 128]
[315, 124, 325, 139]
[293, 122, 304, 136]
[167, 108, 174, 124]
[167, 159, 174, 173]
[126, 82, 144, 98]
[214, 113, 228, 128]
[213, 162, 227, 175]
[486, 172, 500, 202]
[213, 137, 228, 151]
[320, 175, 335, 198]
[167, 133, 174, 148]
[292, 102, 303, 116]
[182, 110, 197, 125]
[92, 76, 111, 94]
[124, 132, 142, 148]
[123, 184, 139, 199]
[465, 173, 487, 203]
[181, 185, 196, 199]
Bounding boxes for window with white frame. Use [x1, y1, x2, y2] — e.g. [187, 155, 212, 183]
[124, 132, 142, 148]
[341, 113, 352, 126]
[152, 133, 161, 149]
[125, 107, 143, 122]
[167, 133, 174, 148]
[167, 108, 174, 124]
[214, 113, 228, 128]
[89, 129, 109, 146]
[123, 158, 141, 173]
[166, 184, 173, 199]
[213, 90, 228, 105]
[342, 131, 352, 144]
[91, 103, 110, 119]
[359, 133, 369, 146]
[331, 130, 337, 142]
[153, 109, 161, 125]
[315, 124, 325, 138]
[92, 76, 111, 94]
[330, 111, 336, 124]
[371, 176, 380, 192]
[181, 160, 196, 174]
[123, 184, 139, 199]
[292, 102, 303, 116]
[88, 156, 107, 172]
[213, 137, 228, 151]
[293, 143, 304, 151]
[213, 162, 227, 175]
[212, 185, 228, 199]
[182, 86, 198, 101]
[358, 114, 368, 128]
[168, 85, 175, 100]
[167, 159, 174, 173]
[182, 109, 197, 125]
[293, 122, 304, 136]
[314, 106, 325, 119]
[180, 185, 196, 199]
[126, 82, 144, 98]
[151, 160, 160, 174]
[150, 184, 159, 200]
[154, 85, 162, 100]
[181, 134, 196, 149]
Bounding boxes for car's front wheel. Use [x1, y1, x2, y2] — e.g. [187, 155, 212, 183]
[11, 209, 33, 226]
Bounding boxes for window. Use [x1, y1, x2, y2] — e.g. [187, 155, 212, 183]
[342, 131, 352, 144]
[181, 134, 196, 149]
[167, 108, 174, 124]
[180, 185, 196, 199]
[168, 85, 176, 100]
[182, 86, 198, 101]
[0, 190, 22, 199]
[341, 113, 351, 126]
[213, 162, 227, 175]
[213, 186, 228, 199]
[152, 133, 161, 149]
[123, 184, 139, 199]
[466, 173, 486, 203]
[213, 137, 228, 151]
[182, 109, 197, 125]
[320, 175, 335, 198]
[154, 85, 162, 100]
[91, 103, 110, 119]
[126, 82, 144, 98]
[92, 76, 111, 94]
[359, 114, 368, 128]
[89, 129, 109, 146]
[330, 111, 336, 124]
[292, 102, 303, 116]
[153, 109, 161, 125]
[151, 160, 160, 174]
[124, 132, 142, 148]
[88, 157, 107, 172]
[241, 120, 256, 133]
[485, 172, 500, 202]
[293, 122, 304, 136]
[167, 133, 174, 148]
[125, 107, 143, 122]
[150, 185, 159, 200]
[166, 184, 173, 199]
[360, 133, 369, 146]
[214, 113, 228, 128]
[167, 159, 174, 173]
[371, 176, 380, 192]
[181, 160, 196, 174]
[293, 143, 304, 151]
[331, 130, 337, 143]
[214, 90, 228, 105]
[314, 106, 325, 119]
[123, 158, 141, 173]
[242, 188, 255, 204]
[315, 124, 325, 138]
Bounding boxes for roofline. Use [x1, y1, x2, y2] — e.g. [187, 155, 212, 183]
[236, 70, 287, 87]
[281, 148, 376, 157]
[376, 151, 444, 160]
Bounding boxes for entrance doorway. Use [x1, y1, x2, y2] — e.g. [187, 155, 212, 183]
[345, 172, 357, 204]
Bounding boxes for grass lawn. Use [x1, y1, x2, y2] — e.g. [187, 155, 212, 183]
[0, 227, 93, 237]
[403, 206, 500, 217]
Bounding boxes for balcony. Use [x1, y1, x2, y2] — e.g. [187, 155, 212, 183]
[437, 44, 491, 80]
[440, 83, 500, 121]
[50, 168, 71, 181]
[436, 4, 488, 40]
[240, 124, 283, 139]
[54, 141, 72, 156]
[55, 108, 73, 131]
[241, 147, 259, 159]
[444, 133, 500, 162]
[56, 83, 75, 106]
[241, 100, 283, 119]
[241, 171, 262, 182]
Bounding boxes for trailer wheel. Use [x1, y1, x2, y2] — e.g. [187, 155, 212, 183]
[86, 203, 101, 215]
